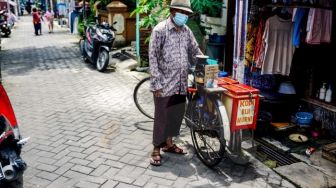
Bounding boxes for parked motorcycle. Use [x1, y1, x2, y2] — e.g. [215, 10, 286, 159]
[0, 84, 28, 188]
[79, 20, 116, 72]
[0, 10, 11, 37]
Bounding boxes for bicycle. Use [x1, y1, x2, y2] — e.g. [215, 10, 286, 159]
[133, 65, 256, 167]
[133, 76, 154, 120]
[183, 65, 230, 166]
[133, 70, 229, 166]
[133, 71, 195, 120]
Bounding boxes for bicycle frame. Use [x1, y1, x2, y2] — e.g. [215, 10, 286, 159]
[185, 67, 251, 165]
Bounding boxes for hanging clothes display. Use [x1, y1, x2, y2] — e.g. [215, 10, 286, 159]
[241, 1, 333, 86]
[261, 15, 295, 76]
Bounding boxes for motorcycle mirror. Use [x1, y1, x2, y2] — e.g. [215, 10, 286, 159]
[113, 21, 117, 25]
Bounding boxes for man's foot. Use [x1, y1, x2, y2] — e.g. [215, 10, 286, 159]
[150, 150, 161, 166]
[162, 144, 187, 155]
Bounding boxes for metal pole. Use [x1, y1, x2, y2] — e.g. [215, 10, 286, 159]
[136, 0, 140, 63]
[50, 0, 53, 11]
[16, 0, 20, 16]
[83, 0, 85, 20]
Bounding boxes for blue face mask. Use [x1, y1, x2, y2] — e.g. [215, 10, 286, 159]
[173, 12, 188, 26]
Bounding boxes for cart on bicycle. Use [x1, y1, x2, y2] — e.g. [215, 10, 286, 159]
[133, 56, 260, 167]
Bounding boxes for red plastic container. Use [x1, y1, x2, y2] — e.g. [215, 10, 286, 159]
[220, 83, 260, 132]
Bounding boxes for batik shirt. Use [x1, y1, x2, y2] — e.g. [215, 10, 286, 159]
[149, 17, 202, 97]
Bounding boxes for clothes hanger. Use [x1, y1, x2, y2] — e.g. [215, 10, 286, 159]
[274, 7, 291, 20]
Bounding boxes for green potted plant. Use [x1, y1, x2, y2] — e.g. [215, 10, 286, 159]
[131, 0, 170, 65]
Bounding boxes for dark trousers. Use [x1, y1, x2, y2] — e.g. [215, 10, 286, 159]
[38, 23, 42, 34]
[34, 23, 39, 35]
[153, 94, 186, 147]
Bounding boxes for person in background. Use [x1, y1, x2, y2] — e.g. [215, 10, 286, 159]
[148, 0, 203, 166]
[38, 9, 43, 35]
[44, 8, 55, 33]
[32, 8, 40, 35]
[6, 11, 17, 28]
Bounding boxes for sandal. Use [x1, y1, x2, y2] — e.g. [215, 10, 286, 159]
[150, 151, 161, 166]
[162, 144, 187, 155]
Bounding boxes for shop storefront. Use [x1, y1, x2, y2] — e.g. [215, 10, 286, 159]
[227, 0, 335, 186]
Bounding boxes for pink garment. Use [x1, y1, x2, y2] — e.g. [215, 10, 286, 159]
[44, 11, 54, 23]
[306, 8, 332, 44]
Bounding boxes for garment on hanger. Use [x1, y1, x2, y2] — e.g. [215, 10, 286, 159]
[261, 15, 295, 76]
[292, 8, 306, 47]
[306, 8, 332, 44]
[254, 18, 266, 69]
[244, 6, 259, 67]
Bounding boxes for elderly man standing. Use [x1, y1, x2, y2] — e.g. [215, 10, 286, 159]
[149, 0, 203, 166]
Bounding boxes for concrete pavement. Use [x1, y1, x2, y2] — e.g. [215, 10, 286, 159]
[0, 16, 296, 188]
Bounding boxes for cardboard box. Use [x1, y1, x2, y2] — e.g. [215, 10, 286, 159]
[204, 65, 219, 87]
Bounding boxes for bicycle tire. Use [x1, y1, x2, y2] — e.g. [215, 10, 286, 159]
[133, 77, 154, 119]
[186, 97, 225, 167]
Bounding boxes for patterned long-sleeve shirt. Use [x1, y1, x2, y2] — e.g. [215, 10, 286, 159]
[149, 17, 203, 97]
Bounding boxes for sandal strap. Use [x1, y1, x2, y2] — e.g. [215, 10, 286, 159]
[172, 144, 183, 153]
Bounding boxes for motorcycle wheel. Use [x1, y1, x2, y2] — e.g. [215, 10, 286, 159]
[4, 30, 11, 37]
[1, 175, 23, 188]
[96, 49, 109, 72]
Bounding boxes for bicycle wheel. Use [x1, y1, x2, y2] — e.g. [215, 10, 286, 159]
[186, 97, 225, 167]
[133, 77, 154, 119]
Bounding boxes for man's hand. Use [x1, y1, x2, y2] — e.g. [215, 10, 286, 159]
[153, 90, 162, 97]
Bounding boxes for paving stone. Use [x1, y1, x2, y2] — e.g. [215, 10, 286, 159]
[27, 176, 52, 187]
[132, 174, 152, 187]
[115, 182, 140, 188]
[70, 158, 91, 166]
[36, 171, 60, 181]
[172, 177, 192, 188]
[101, 180, 119, 188]
[53, 156, 73, 167]
[71, 165, 94, 175]
[150, 177, 174, 186]
[113, 175, 136, 184]
[54, 162, 75, 175]
[90, 164, 110, 176]
[87, 157, 106, 168]
[46, 176, 70, 188]
[68, 152, 87, 159]
[75, 181, 100, 188]
[36, 163, 58, 172]
[102, 167, 121, 179]
[104, 160, 126, 169]
[36, 156, 57, 165]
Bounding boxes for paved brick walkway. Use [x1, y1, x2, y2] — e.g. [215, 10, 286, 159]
[0, 16, 296, 188]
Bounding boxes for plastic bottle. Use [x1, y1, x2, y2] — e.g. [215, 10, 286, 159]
[319, 83, 327, 100]
[325, 85, 332, 103]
